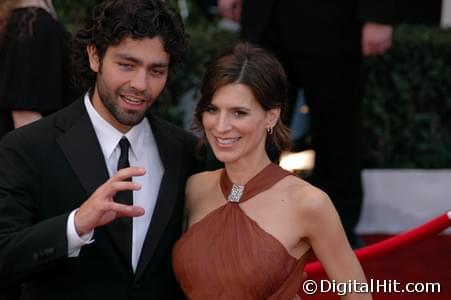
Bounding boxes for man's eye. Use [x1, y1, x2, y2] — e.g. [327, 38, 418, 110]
[118, 63, 132, 69]
[151, 69, 167, 76]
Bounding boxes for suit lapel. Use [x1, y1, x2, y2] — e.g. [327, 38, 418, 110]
[56, 100, 109, 198]
[135, 114, 182, 279]
[56, 99, 132, 270]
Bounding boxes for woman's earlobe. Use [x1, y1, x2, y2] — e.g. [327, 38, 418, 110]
[267, 108, 281, 128]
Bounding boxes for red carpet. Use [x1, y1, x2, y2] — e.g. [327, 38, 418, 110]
[300, 234, 451, 299]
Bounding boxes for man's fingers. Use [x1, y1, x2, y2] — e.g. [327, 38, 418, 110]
[363, 42, 390, 56]
[107, 202, 145, 218]
[232, 5, 241, 22]
[362, 40, 384, 56]
[217, 1, 230, 18]
[217, 4, 228, 19]
[362, 41, 370, 56]
[218, 0, 241, 22]
[362, 22, 393, 57]
[110, 167, 146, 182]
[94, 168, 144, 198]
[109, 181, 142, 195]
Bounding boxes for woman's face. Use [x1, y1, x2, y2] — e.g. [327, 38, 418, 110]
[202, 83, 279, 164]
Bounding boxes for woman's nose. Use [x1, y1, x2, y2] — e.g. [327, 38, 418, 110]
[215, 113, 232, 132]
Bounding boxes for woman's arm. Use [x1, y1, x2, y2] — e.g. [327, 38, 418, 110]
[298, 188, 372, 300]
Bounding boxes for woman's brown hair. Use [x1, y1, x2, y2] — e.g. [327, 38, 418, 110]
[195, 42, 291, 154]
[0, 0, 16, 38]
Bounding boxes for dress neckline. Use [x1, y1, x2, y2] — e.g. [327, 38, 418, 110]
[220, 163, 292, 204]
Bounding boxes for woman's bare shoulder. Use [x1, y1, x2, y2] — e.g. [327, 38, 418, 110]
[282, 175, 333, 216]
[185, 169, 222, 207]
[187, 169, 222, 191]
[281, 176, 344, 239]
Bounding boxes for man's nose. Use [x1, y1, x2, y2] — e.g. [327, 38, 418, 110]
[130, 69, 148, 91]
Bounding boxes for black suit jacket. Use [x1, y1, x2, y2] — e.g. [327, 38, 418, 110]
[0, 99, 201, 299]
[241, 0, 397, 55]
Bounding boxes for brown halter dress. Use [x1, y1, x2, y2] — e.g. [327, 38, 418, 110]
[172, 163, 310, 299]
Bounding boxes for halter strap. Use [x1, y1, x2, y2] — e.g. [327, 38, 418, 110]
[220, 163, 292, 203]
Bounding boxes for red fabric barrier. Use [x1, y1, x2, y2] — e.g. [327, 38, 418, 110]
[304, 210, 451, 277]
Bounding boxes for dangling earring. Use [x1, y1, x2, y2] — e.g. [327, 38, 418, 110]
[266, 127, 273, 135]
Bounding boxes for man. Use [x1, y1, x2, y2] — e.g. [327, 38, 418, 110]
[0, 0, 200, 299]
[218, 0, 396, 247]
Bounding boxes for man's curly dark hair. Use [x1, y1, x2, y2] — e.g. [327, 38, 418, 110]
[72, 0, 188, 91]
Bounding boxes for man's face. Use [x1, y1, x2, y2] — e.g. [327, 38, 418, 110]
[87, 37, 170, 133]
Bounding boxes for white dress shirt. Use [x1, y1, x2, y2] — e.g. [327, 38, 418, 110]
[66, 93, 164, 271]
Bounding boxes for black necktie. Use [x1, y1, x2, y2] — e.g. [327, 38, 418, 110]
[116, 137, 133, 205]
[114, 137, 133, 265]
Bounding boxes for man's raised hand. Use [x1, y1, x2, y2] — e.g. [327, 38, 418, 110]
[74, 167, 146, 235]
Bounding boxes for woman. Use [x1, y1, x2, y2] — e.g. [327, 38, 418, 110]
[0, 1, 77, 298]
[172, 43, 371, 299]
[0, 0, 78, 141]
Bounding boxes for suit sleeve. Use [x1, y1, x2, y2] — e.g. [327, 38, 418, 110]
[0, 132, 70, 286]
[357, 0, 398, 24]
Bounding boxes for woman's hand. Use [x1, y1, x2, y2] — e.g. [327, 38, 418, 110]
[12, 110, 42, 128]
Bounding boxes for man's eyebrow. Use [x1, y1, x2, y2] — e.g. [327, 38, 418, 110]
[114, 53, 169, 68]
[114, 53, 141, 64]
[150, 62, 169, 68]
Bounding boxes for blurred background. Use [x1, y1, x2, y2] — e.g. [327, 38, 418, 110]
[54, 0, 451, 170]
[6, 0, 451, 298]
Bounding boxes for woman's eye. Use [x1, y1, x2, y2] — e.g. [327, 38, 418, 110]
[205, 106, 217, 113]
[234, 110, 248, 116]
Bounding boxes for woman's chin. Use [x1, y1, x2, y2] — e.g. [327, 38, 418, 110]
[213, 153, 239, 164]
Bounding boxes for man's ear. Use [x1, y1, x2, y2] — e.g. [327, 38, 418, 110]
[266, 107, 281, 128]
[86, 44, 100, 72]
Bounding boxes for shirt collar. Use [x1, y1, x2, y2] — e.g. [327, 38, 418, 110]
[83, 92, 148, 160]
